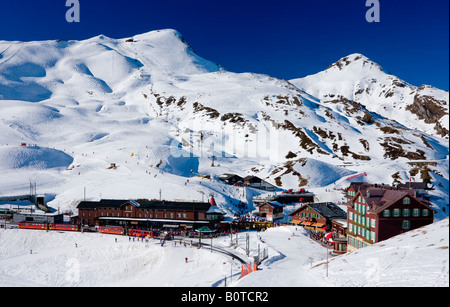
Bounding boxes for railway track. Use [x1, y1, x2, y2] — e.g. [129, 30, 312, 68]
[192, 241, 248, 264]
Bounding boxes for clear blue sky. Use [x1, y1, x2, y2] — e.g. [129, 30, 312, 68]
[0, 0, 448, 90]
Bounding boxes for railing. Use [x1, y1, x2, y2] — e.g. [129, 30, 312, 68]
[253, 247, 268, 265]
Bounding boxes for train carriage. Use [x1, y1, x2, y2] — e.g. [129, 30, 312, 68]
[19, 222, 79, 232]
[18, 222, 47, 230]
[49, 223, 79, 231]
[99, 226, 124, 235]
[128, 229, 153, 237]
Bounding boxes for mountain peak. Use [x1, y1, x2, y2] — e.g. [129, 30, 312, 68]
[132, 29, 184, 42]
[327, 53, 383, 73]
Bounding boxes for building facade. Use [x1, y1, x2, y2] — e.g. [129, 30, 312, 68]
[76, 198, 225, 231]
[346, 188, 435, 252]
[256, 202, 283, 221]
[289, 202, 347, 232]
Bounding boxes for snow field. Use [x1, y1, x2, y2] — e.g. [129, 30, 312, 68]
[0, 220, 448, 287]
[0, 229, 241, 287]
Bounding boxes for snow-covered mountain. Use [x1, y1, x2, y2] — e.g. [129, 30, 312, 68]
[0, 29, 448, 217]
[290, 53, 449, 139]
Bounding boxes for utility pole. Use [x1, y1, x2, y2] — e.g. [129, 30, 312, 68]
[230, 223, 233, 244]
[246, 233, 250, 256]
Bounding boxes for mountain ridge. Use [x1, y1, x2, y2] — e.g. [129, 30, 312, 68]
[0, 29, 448, 218]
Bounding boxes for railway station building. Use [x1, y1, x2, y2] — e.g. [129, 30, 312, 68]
[76, 198, 226, 231]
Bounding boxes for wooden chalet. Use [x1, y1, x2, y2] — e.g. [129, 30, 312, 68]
[218, 173, 244, 185]
[256, 201, 284, 221]
[289, 202, 347, 232]
[243, 176, 277, 191]
[346, 187, 436, 252]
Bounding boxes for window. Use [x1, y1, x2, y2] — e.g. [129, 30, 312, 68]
[402, 220, 410, 230]
[393, 209, 400, 217]
[383, 210, 390, 217]
[403, 197, 411, 205]
[403, 209, 410, 217]
[371, 218, 376, 228]
[413, 209, 420, 217]
[349, 212, 353, 221]
[422, 209, 429, 217]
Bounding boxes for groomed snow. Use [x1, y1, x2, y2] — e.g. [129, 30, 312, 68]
[1, 219, 447, 287]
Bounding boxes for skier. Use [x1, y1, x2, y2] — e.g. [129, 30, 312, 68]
[185, 257, 188, 263]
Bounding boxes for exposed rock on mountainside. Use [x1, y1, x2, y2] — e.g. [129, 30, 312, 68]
[0, 31, 448, 206]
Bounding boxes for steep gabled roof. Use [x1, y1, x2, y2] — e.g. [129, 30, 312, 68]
[289, 202, 346, 220]
[309, 202, 347, 219]
[259, 201, 283, 209]
[350, 188, 436, 214]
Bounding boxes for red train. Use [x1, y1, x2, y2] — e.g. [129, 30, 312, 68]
[99, 226, 124, 235]
[99, 226, 154, 237]
[128, 229, 155, 237]
[19, 222, 79, 232]
[18, 222, 156, 237]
